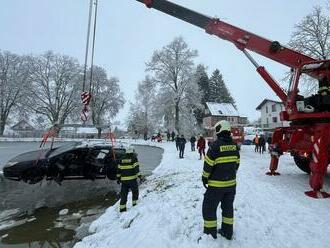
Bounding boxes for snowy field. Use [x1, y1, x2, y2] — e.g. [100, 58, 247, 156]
[75, 141, 330, 248]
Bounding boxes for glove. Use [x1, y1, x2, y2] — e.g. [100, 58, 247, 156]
[202, 177, 208, 189]
[138, 175, 143, 183]
[117, 179, 121, 184]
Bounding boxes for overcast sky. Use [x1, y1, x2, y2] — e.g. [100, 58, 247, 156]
[1, 0, 328, 125]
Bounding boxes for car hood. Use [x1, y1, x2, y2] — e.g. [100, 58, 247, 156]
[5, 149, 51, 165]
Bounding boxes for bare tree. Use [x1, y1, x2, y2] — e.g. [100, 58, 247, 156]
[0, 51, 30, 136]
[289, 6, 330, 94]
[127, 76, 156, 138]
[146, 37, 198, 133]
[90, 66, 125, 138]
[26, 51, 81, 125]
[289, 7, 330, 59]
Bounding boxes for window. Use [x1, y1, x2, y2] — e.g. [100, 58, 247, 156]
[272, 117, 277, 123]
[266, 106, 268, 113]
[272, 104, 276, 112]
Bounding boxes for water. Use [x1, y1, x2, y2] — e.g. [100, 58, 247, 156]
[0, 142, 163, 248]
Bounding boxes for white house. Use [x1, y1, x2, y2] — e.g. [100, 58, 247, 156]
[256, 99, 290, 130]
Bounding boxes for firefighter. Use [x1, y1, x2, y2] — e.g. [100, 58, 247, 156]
[117, 146, 142, 212]
[201, 120, 240, 240]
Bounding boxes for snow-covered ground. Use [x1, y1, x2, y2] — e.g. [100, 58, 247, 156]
[75, 141, 330, 248]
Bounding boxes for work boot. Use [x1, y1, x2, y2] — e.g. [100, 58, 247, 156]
[119, 208, 127, 213]
[218, 229, 232, 240]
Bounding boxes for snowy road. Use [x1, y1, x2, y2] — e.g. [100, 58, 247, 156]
[75, 142, 330, 248]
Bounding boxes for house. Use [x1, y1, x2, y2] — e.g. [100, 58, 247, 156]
[256, 99, 290, 130]
[203, 102, 247, 135]
[11, 120, 36, 137]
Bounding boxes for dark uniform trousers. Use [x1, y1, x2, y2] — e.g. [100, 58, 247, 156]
[119, 179, 139, 212]
[202, 135, 239, 239]
[202, 186, 236, 238]
[117, 156, 141, 212]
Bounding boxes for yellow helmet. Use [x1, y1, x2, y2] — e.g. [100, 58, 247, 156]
[214, 120, 231, 134]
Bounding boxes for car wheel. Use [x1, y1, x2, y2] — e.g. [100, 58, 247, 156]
[293, 155, 311, 174]
[22, 167, 45, 184]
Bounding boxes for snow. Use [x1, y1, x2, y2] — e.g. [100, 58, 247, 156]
[206, 102, 239, 116]
[59, 209, 69, 216]
[74, 141, 330, 248]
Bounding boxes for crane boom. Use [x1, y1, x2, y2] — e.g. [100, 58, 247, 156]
[137, 0, 316, 69]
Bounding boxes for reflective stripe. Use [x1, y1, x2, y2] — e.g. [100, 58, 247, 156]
[119, 164, 135, 169]
[116, 174, 121, 178]
[208, 179, 236, 187]
[204, 155, 215, 166]
[132, 200, 137, 205]
[119, 204, 126, 210]
[121, 159, 132, 163]
[133, 162, 139, 167]
[202, 171, 210, 178]
[121, 175, 138, 181]
[215, 156, 238, 164]
[220, 145, 237, 152]
[204, 220, 217, 228]
[137, 172, 141, 176]
[237, 158, 240, 163]
[222, 217, 234, 225]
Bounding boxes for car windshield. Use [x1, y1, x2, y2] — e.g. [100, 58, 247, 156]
[48, 142, 82, 158]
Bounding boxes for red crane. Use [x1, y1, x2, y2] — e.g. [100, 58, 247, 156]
[136, 0, 330, 198]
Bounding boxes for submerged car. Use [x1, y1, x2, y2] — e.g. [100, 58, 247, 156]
[2, 141, 129, 184]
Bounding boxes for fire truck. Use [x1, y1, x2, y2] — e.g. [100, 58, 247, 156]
[136, 0, 330, 198]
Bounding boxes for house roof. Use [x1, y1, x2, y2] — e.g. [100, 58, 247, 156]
[11, 120, 35, 131]
[256, 99, 283, 110]
[205, 102, 240, 117]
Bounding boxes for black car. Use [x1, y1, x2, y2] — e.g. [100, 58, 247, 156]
[2, 141, 128, 184]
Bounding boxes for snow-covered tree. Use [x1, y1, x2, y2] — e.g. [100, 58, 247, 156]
[180, 76, 203, 135]
[146, 37, 198, 133]
[127, 76, 157, 138]
[89, 66, 125, 138]
[0, 51, 30, 136]
[209, 69, 236, 108]
[289, 7, 330, 60]
[26, 51, 81, 125]
[289, 6, 330, 94]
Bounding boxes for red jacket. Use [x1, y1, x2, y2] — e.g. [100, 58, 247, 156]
[197, 138, 206, 149]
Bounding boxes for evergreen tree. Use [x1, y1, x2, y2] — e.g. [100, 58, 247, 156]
[193, 64, 210, 126]
[209, 69, 236, 108]
[195, 64, 210, 105]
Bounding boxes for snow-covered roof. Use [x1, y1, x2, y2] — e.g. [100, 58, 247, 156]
[76, 127, 98, 134]
[205, 102, 239, 117]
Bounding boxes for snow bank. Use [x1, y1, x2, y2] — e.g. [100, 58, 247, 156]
[75, 142, 330, 248]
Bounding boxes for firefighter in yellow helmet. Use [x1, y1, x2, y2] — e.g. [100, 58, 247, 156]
[201, 120, 240, 240]
[117, 146, 142, 212]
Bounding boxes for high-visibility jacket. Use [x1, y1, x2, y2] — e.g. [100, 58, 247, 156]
[202, 136, 240, 188]
[117, 154, 141, 182]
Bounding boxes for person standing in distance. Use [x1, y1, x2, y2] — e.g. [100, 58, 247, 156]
[201, 120, 240, 240]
